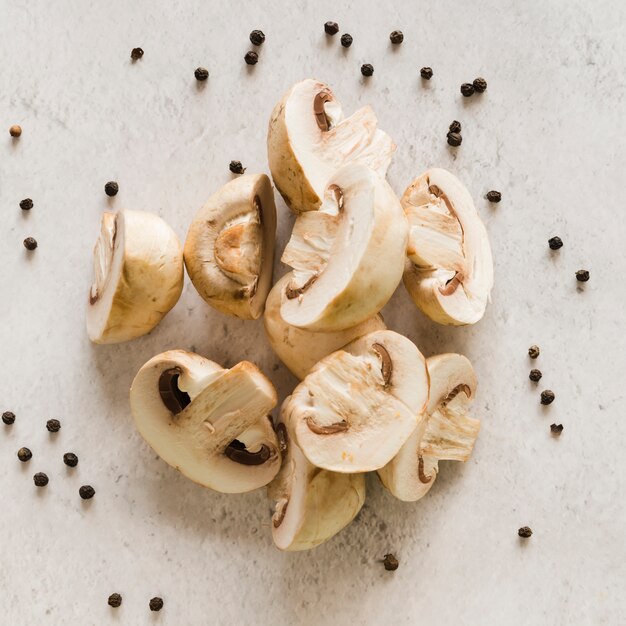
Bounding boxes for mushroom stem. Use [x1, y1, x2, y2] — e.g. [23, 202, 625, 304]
[305, 416, 349, 435]
[313, 90, 333, 131]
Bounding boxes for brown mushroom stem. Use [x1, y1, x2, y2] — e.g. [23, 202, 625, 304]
[158, 368, 192, 414]
[305, 416, 349, 435]
[225, 441, 272, 465]
[313, 90, 333, 131]
[285, 274, 318, 300]
[371, 343, 392, 386]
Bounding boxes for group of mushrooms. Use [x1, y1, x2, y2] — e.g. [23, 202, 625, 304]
[86, 79, 493, 551]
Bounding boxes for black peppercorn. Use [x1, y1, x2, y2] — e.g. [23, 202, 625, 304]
[361, 64, 374, 77]
[2, 411, 16, 425]
[23, 237, 37, 251]
[486, 190, 501, 203]
[340, 33, 353, 48]
[518, 526, 532, 538]
[576, 270, 590, 282]
[46, 419, 61, 433]
[461, 83, 475, 97]
[149, 597, 164, 612]
[324, 21, 339, 35]
[108, 593, 122, 608]
[540, 390, 555, 405]
[34, 472, 49, 487]
[550, 423, 564, 435]
[104, 181, 119, 197]
[244, 51, 258, 65]
[229, 160, 246, 175]
[130, 47, 144, 60]
[473, 77, 487, 93]
[447, 132, 462, 147]
[449, 120, 461, 133]
[528, 345, 540, 359]
[79, 485, 96, 500]
[548, 236, 563, 250]
[194, 67, 209, 81]
[383, 554, 399, 571]
[10, 125, 22, 138]
[249, 30, 265, 46]
[390, 30, 404, 44]
[20, 198, 33, 211]
[529, 369, 542, 382]
[420, 67, 433, 79]
[17, 447, 32, 462]
[63, 452, 78, 467]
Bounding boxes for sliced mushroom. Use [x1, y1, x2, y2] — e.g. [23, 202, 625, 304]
[288, 330, 429, 473]
[267, 401, 365, 551]
[279, 164, 408, 332]
[267, 78, 396, 214]
[377, 353, 480, 501]
[130, 350, 281, 493]
[264, 273, 386, 379]
[402, 168, 494, 325]
[184, 174, 277, 320]
[86, 210, 184, 344]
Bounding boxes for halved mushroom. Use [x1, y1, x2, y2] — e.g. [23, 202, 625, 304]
[377, 353, 480, 501]
[287, 330, 429, 473]
[130, 350, 281, 493]
[264, 273, 387, 379]
[268, 78, 396, 214]
[268, 402, 365, 551]
[402, 168, 494, 325]
[279, 164, 408, 332]
[184, 174, 277, 320]
[86, 210, 184, 344]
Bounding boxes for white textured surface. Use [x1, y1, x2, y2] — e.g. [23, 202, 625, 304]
[1, 0, 625, 624]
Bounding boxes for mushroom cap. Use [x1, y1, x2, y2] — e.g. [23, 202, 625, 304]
[86, 210, 184, 344]
[130, 350, 281, 493]
[267, 78, 396, 214]
[279, 164, 408, 332]
[288, 330, 429, 473]
[377, 353, 480, 502]
[184, 174, 277, 320]
[264, 273, 387, 379]
[402, 168, 494, 325]
[268, 401, 365, 551]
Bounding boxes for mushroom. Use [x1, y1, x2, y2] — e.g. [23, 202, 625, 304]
[267, 402, 365, 551]
[377, 353, 480, 501]
[130, 350, 281, 493]
[287, 330, 429, 472]
[279, 164, 408, 332]
[86, 210, 184, 344]
[267, 78, 396, 214]
[184, 174, 277, 319]
[402, 168, 494, 325]
[264, 273, 387, 379]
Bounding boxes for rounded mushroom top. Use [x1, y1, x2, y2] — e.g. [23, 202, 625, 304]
[402, 168, 493, 325]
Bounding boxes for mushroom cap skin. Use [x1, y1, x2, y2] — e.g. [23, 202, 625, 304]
[377, 353, 480, 502]
[402, 168, 494, 326]
[267, 402, 365, 551]
[130, 350, 281, 494]
[264, 273, 387, 379]
[267, 78, 396, 214]
[279, 164, 408, 332]
[86, 210, 184, 344]
[184, 174, 277, 320]
[288, 330, 429, 473]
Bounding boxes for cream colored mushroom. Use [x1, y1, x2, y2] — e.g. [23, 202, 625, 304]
[86, 210, 184, 344]
[184, 174, 277, 320]
[130, 350, 281, 493]
[267, 78, 395, 214]
[264, 273, 387, 379]
[279, 164, 408, 332]
[287, 330, 429, 473]
[377, 353, 480, 501]
[402, 168, 494, 325]
[268, 402, 365, 551]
